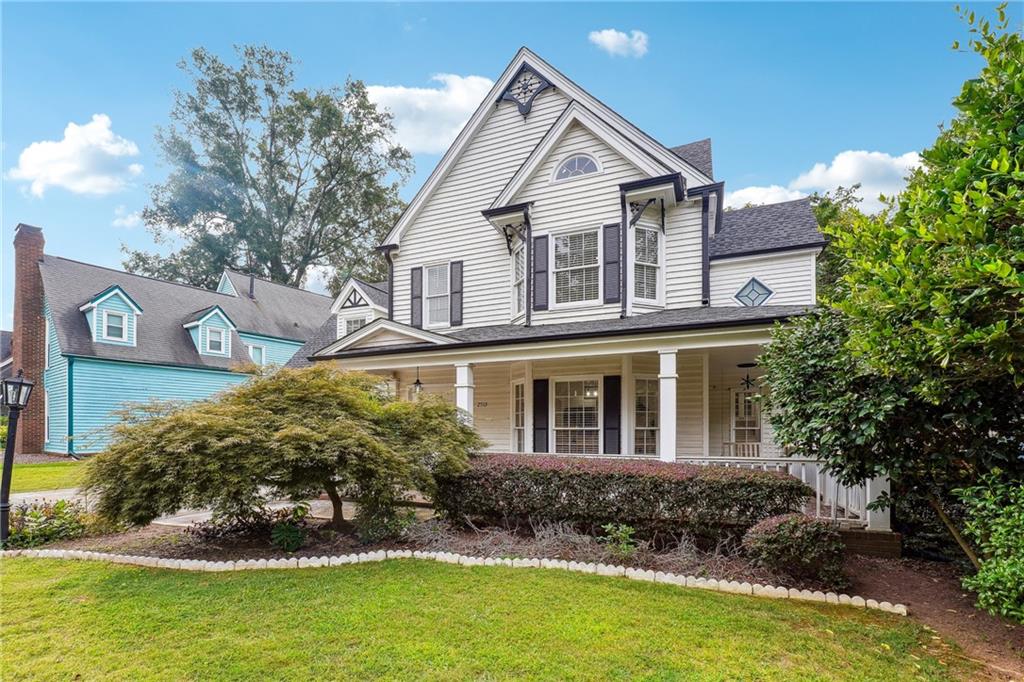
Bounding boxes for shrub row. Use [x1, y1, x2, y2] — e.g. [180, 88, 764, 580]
[434, 454, 812, 538]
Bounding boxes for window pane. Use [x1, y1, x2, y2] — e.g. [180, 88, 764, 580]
[635, 228, 658, 265]
[106, 314, 124, 338]
[426, 265, 449, 296]
[553, 379, 599, 454]
[554, 267, 599, 304]
[346, 318, 367, 335]
[209, 329, 223, 352]
[635, 264, 658, 300]
[555, 154, 598, 181]
[427, 296, 450, 324]
[513, 248, 526, 314]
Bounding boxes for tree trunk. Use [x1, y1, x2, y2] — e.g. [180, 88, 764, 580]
[324, 485, 346, 530]
[927, 492, 981, 570]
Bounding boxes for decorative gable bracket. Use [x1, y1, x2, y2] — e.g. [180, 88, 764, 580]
[481, 203, 531, 255]
[498, 64, 552, 117]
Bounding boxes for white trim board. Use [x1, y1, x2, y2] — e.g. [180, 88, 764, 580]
[382, 47, 713, 248]
[315, 318, 455, 356]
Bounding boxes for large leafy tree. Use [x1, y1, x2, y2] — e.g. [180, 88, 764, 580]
[124, 46, 412, 292]
[84, 366, 484, 532]
[833, 6, 1023, 395]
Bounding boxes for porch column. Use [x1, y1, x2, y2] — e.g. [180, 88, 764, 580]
[454, 362, 474, 425]
[524, 360, 534, 453]
[658, 350, 677, 463]
[865, 476, 892, 531]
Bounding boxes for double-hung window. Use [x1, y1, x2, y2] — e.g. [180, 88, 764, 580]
[634, 378, 659, 456]
[512, 382, 526, 452]
[247, 344, 265, 365]
[103, 311, 126, 341]
[634, 227, 660, 302]
[207, 327, 225, 353]
[553, 379, 600, 454]
[512, 245, 526, 316]
[345, 317, 368, 336]
[425, 264, 450, 327]
[553, 230, 599, 305]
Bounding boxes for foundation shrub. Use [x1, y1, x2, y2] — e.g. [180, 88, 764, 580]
[742, 513, 847, 589]
[433, 454, 812, 539]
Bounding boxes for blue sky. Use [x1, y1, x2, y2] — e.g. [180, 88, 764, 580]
[1, 2, 1008, 328]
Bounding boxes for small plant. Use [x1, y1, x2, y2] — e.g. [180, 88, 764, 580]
[6, 500, 87, 548]
[742, 514, 847, 589]
[353, 500, 414, 543]
[270, 503, 311, 553]
[599, 523, 639, 560]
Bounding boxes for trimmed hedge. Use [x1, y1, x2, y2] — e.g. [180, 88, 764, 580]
[434, 454, 812, 538]
[742, 514, 847, 589]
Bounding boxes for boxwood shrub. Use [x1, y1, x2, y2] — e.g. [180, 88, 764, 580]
[433, 454, 812, 539]
[742, 513, 847, 589]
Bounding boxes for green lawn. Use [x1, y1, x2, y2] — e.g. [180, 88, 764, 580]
[2, 558, 965, 681]
[11, 461, 86, 494]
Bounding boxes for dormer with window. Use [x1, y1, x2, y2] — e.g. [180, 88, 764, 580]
[78, 285, 143, 347]
[182, 305, 236, 357]
[330, 277, 389, 339]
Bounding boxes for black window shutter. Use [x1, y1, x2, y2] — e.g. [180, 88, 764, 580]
[410, 267, 422, 328]
[532, 378, 549, 453]
[603, 223, 621, 304]
[603, 375, 621, 454]
[532, 235, 549, 311]
[450, 261, 463, 326]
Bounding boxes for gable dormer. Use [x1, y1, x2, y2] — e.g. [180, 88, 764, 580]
[78, 285, 143, 347]
[182, 305, 236, 357]
[216, 271, 239, 296]
[330, 278, 388, 339]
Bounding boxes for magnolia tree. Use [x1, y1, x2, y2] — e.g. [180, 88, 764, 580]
[85, 366, 484, 534]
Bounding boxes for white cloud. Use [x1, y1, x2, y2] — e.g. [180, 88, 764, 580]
[8, 114, 142, 197]
[725, 150, 921, 212]
[367, 74, 494, 155]
[111, 205, 142, 229]
[588, 29, 649, 58]
[304, 265, 336, 296]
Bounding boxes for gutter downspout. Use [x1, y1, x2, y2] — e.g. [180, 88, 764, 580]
[66, 356, 78, 459]
[619, 189, 628, 319]
[376, 245, 399, 321]
[524, 207, 533, 327]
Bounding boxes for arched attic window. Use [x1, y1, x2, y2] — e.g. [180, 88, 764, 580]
[553, 154, 600, 182]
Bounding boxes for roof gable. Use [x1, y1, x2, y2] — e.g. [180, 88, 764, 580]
[314, 319, 453, 356]
[670, 139, 714, 179]
[182, 305, 237, 330]
[78, 284, 143, 315]
[382, 47, 714, 247]
[330, 277, 389, 314]
[492, 101, 669, 208]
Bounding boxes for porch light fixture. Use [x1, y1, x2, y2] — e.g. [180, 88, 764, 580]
[737, 362, 757, 390]
[412, 367, 423, 394]
[1, 369, 36, 545]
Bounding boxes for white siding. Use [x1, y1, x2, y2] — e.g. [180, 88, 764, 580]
[663, 201, 705, 308]
[392, 89, 570, 329]
[709, 251, 817, 307]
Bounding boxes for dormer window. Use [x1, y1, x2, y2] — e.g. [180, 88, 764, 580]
[553, 154, 599, 182]
[103, 311, 127, 342]
[207, 328, 224, 353]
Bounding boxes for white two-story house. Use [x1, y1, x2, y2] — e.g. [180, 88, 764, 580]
[290, 48, 890, 532]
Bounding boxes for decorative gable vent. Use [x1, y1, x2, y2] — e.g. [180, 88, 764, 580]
[341, 290, 367, 309]
[735, 278, 773, 307]
[499, 65, 551, 117]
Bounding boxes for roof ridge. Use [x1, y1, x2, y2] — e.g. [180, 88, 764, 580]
[724, 197, 811, 214]
[45, 256, 235, 297]
[224, 268, 332, 299]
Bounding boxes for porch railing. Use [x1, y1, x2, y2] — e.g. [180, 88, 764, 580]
[721, 442, 761, 458]
[678, 456, 890, 531]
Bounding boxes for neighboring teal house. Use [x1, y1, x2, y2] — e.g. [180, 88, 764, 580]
[37, 257, 332, 455]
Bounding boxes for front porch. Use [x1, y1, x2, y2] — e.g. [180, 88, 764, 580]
[329, 333, 890, 532]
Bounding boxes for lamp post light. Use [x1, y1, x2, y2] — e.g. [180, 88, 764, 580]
[1, 369, 35, 546]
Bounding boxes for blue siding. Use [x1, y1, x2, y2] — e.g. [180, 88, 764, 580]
[196, 311, 232, 357]
[93, 293, 137, 346]
[42, 303, 69, 454]
[217, 273, 238, 296]
[237, 332, 304, 366]
[69, 358, 251, 453]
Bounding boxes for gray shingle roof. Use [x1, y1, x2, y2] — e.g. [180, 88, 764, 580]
[309, 304, 810, 362]
[40, 257, 332, 370]
[670, 139, 713, 179]
[712, 198, 825, 260]
[286, 315, 338, 368]
[353, 278, 389, 309]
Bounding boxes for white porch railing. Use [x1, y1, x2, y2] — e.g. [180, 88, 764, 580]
[721, 442, 761, 458]
[678, 456, 890, 531]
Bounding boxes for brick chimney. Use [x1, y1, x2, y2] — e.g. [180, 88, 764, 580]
[11, 224, 46, 454]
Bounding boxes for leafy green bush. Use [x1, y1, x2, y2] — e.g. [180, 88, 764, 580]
[0, 416, 8, 448]
[434, 455, 812, 539]
[352, 501, 415, 544]
[270, 503, 310, 553]
[7, 500, 88, 548]
[742, 514, 847, 589]
[599, 523, 639, 560]
[957, 473, 1024, 623]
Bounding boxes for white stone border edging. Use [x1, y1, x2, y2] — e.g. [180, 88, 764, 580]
[2, 548, 907, 616]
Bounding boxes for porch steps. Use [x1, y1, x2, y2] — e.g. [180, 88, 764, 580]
[840, 529, 902, 559]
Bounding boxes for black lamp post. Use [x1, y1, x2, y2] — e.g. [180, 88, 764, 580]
[1, 369, 35, 545]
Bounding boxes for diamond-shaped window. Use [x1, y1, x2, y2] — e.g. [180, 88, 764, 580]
[735, 278, 773, 306]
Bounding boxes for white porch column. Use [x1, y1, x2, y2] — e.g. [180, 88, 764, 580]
[524, 360, 534, 453]
[621, 355, 633, 455]
[454, 362, 475, 425]
[658, 350, 677, 463]
[865, 476, 892, 531]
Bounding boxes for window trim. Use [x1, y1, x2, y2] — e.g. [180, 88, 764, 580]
[101, 310, 128, 343]
[733, 277, 776, 307]
[549, 374, 603, 455]
[510, 243, 526, 320]
[633, 375, 660, 457]
[549, 227, 603, 310]
[550, 152, 602, 184]
[730, 387, 763, 444]
[629, 223, 665, 306]
[246, 343, 267, 366]
[206, 326, 226, 355]
[510, 380, 526, 453]
[422, 261, 451, 329]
